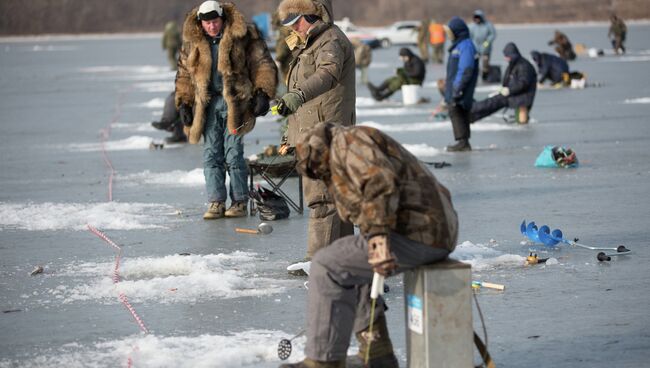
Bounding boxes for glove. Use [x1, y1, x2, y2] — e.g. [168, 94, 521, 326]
[482, 40, 490, 49]
[252, 90, 270, 117]
[367, 235, 397, 276]
[276, 91, 305, 117]
[499, 87, 510, 97]
[179, 104, 193, 127]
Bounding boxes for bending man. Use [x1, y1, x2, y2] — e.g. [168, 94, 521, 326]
[281, 123, 458, 368]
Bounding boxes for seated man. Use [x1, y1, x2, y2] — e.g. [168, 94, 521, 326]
[151, 91, 187, 143]
[471, 42, 537, 124]
[531, 51, 569, 87]
[281, 122, 458, 368]
[367, 47, 425, 101]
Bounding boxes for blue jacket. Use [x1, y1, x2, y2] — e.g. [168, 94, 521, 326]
[445, 17, 479, 110]
[531, 51, 569, 84]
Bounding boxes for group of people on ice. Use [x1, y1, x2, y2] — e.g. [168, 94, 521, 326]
[161, 1, 629, 366]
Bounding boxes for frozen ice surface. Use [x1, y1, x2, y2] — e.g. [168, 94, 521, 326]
[1, 23, 650, 367]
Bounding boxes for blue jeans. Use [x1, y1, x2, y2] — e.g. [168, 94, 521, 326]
[203, 98, 248, 203]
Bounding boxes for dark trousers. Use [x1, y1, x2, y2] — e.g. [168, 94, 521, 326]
[470, 94, 508, 123]
[449, 104, 471, 141]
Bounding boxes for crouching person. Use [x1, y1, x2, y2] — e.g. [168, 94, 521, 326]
[280, 123, 458, 368]
[471, 42, 537, 124]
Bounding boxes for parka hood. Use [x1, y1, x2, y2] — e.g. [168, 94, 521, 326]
[530, 50, 541, 63]
[503, 42, 521, 61]
[473, 9, 486, 22]
[399, 47, 415, 58]
[278, 0, 332, 25]
[182, 2, 248, 44]
[448, 16, 470, 41]
[295, 122, 337, 180]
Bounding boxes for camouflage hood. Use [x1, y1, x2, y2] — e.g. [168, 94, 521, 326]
[295, 123, 337, 180]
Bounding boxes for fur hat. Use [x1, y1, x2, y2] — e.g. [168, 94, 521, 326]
[278, 0, 318, 24]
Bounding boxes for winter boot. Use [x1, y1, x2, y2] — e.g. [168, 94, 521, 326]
[367, 83, 382, 101]
[151, 121, 171, 131]
[446, 139, 472, 152]
[224, 201, 248, 218]
[376, 89, 394, 102]
[203, 201, 225, 220]
[165, 133, 188, 144]
[279, 358, 344, 368]
[355, 315, 399, 368]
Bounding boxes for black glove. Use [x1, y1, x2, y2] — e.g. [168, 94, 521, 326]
[252, 90, 270, 117]
[179, 104, 193, 127]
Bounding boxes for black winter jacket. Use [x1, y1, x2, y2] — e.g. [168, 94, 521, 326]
[502, 43, 537, 109]
[531, 51, 569, 84]
[400, 48, 426, 83]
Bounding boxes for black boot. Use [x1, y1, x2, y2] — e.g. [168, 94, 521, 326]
[446, 139, 472, 152]
[376, 89, 394, 101]
[367, 83, 382, 101]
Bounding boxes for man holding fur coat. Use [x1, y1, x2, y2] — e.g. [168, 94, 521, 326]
[175, 1, 277, 219]
[276, 0, 356, 266]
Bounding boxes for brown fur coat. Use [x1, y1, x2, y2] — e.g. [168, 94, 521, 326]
[175, 3, 277, 143]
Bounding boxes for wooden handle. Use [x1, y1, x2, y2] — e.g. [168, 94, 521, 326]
[480, 282, 506, 291]
[235, 228, 259, 234]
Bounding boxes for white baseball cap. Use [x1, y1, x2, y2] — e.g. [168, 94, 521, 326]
[197, 1, 223, 21]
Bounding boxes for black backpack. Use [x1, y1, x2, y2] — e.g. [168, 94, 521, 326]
[250, 186, 290, 221]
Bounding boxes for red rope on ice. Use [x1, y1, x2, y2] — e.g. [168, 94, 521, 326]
[87, 224, 149, 334]
[99, 88, 130, 202]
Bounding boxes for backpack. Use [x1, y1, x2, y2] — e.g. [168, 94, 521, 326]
[250, 186, 290, 221]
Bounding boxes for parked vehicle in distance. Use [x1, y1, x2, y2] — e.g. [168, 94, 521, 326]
[372, 20, 420, 48]
[335, 18, 382, 49]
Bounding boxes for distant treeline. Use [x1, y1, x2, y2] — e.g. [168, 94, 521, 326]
[0, 0, 646, 36]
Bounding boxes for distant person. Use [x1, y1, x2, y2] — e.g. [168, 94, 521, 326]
[351, 38, 372, 85]
[417, 19, 431, 62]
[151, 91, 187, 143]
[469, 9, 496, 81]
[530, 51, 570, 86]
[548, 30, 576, 61]
[429, 20, 446, 64]
[367, 47, 425, 101]
[162, 21, 182, 70]
[175, 1, 277, 219]
[444, 16, 478, 152]
[608, 14, 627, 55]
[280, 122, 458, 368]
[471, 42, 537, 124]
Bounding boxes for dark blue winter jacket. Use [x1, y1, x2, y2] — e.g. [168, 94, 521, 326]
[531, 51, 569, 84]
[445, 16, 479, 110]
[503, 42, 537, 109]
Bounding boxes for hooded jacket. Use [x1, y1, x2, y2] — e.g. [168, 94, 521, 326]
[400, 48, 426, 83]
[279, 0, 356, 146]
[502, 43, 537, 109]
[469, 10, 496, 55]
[445, 17, 478, 110]
[296, 123, 458, 252]
[531, 51, 569, 84]
[175, 3, 278, 143]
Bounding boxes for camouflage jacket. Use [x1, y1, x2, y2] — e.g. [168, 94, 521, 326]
[324, 126, 458, 251]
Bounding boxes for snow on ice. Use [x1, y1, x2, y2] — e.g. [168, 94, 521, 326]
[0, 201, 175, 231]
[51, 252, 292, 304]
[0, 331, 305, 368]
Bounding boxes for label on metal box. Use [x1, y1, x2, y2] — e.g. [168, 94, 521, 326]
[407, 294, 423, 334]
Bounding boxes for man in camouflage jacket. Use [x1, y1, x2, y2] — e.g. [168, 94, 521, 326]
[280, 123, 458, 368]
